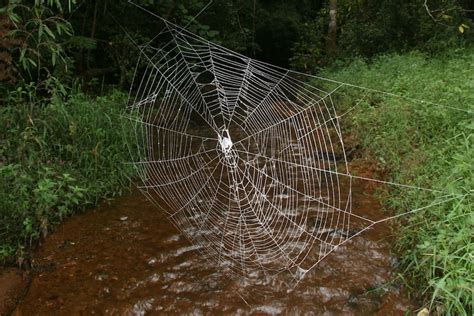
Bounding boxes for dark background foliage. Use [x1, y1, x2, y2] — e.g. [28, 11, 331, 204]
[1, 0, 472, 96]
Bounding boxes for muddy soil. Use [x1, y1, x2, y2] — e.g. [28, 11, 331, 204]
[0, 268, 29, 316]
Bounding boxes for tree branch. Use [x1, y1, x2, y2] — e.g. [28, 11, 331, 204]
[423, 0, 451, 27]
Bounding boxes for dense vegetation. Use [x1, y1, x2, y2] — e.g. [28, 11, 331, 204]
[0, 91, 137, 263]
[323, 49, 473, 314]
[1, 0, 472, 313]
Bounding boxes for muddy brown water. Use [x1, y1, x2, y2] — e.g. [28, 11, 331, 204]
[12, 159, 414, 315]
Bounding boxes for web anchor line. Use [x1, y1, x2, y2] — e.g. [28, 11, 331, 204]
[124, 1, 468, 285]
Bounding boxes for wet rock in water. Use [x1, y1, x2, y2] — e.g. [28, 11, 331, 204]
[128, 298, 155, 315]
[252, 302, 285, 314]
[0, 268, 29, 315]
[318, 286, 350, 303]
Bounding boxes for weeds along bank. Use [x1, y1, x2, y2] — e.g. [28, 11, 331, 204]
[0, 91, 137, 263]
[322, 48, 473, 314]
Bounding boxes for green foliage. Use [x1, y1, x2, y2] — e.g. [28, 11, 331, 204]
[3, 0, 471, 89]
[4, 1, 75, 87]
[290, 12, 327, 71]
[292, 0, 473, 71]
[105, 33, 150, 87]
[66, 35, 97, 50]
[322, 48, 473, 314]
[0, 90, 138, 263]
[0, 165, 84, 258]
[252, 1, 308, 66]
[337, 0, 472, 56]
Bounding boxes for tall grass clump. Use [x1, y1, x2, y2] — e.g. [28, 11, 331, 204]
[321, 47, 473, 314]
[0, 90, 137, 263]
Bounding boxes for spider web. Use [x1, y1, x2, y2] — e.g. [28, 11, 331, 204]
[123, 18, 462, 283]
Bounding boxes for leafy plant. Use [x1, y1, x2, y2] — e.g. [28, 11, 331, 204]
[3, 0, 76, 98]
[0, 90, 138, 264]
[322, 47, 473, 314]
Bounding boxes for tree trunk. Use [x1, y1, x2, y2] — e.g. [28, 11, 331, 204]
[327, 0, 337, 56]
[86, 0, 99, 69]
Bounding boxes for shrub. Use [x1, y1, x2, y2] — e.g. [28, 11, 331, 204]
[0, 90, 137, 263]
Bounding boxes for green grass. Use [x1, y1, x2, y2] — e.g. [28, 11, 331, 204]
[321, 48, 473, 314]
[0, 90, 137, 263]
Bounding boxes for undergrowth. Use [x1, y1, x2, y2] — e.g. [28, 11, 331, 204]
[0, 90, 137, 263]
[322, 47, 473, 314]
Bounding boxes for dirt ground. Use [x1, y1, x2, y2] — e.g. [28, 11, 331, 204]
[0, 268, 29, 316]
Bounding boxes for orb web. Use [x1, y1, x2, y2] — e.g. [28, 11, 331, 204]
[125, 21, 378, 282]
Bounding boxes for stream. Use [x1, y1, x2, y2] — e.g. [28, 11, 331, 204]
[11, 160, 414, 315]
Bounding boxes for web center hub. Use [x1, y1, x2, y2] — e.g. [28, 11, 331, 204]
[218, 129, 233, 154]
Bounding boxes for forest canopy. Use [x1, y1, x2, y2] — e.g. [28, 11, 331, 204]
[1, 0, 473, 96]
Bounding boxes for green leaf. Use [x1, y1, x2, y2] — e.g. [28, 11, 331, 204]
[19, 48, 26, 61]
[44, 25, 56, 39]
[59, 83, 67, 95]
[28, 58, 37, 67]
[66, 36, 97, 50]
[38, 24, 44, 39]
[9, 12, 21, 25]
[207, 30, 219, 37]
